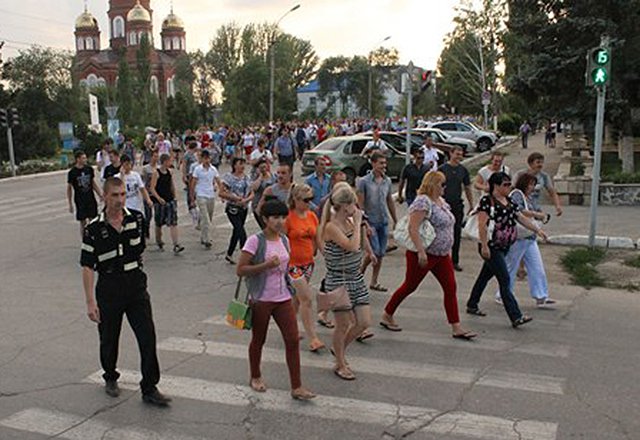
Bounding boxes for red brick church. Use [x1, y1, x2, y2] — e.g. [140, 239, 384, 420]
[73, 0, 186, 99]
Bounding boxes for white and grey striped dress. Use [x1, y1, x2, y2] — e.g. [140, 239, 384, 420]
[324, 231, 369, 307]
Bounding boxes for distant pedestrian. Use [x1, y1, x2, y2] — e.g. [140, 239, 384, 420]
[116, 154, 152, 217]
[274, 127, 295, 168]
[189, 149, 221, 249]
[519, 120, 531, 149]
[360, 129, 388, 157]
[439, 146, 473, 271]
[515, 152, 563, 216]
[258, 163, 293, 213]
[80, 177, 171, 406]
[101, 149, 121, 181]
[304, 157, 331, 211]
[397, 149, 430, 207]
[420, 136, 440, 172]
[237, 199, 316, 400]
[473, 151, 510, 194]
[220, 158, 253, 264]
[67, 150, 102, 237]
[149, 154, 185, 255]
[250, 159, 276, 229]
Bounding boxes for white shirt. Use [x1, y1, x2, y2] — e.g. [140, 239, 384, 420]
[421, 146, 440, 172]
[192, 164, 219, 199]
[250, 149, 273, 163]
[116, 171, 145, 213]
[242, 133, 255, 148]
[96, 150, 111, 170]
[362, 139, 388, 155]
[156, 140, 171, 155]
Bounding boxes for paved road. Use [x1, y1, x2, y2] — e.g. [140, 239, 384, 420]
[0, 165, 639, 440]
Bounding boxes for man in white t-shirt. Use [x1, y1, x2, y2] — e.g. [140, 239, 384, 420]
[155, 133, 172, 156]
[474, 151, 511, 194]
[249, 138, 274, 167]
[420, 136, 440, 172]
[116, 155, 152, 214]
[361, 130, 389, 157]
[189, 149, 222, 248]
[241, 130, 256, 158]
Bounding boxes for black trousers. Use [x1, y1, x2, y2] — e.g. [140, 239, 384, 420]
[450, 203, 464, 266]
[96, 270, 160, 394]
[226, 205, 248, 256]
[253, 209, 266, 230]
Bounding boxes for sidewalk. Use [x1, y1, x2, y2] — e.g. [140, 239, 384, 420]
[498, 132, 640, 247]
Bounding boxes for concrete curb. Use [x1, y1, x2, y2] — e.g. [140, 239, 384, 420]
[0, 168, 69, 184]
[548, 234, 638, 250]
[460, 136, 518, 168]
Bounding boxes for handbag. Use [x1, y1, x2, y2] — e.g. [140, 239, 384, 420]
[225, 278, 252, 330]
[317, 285, 352, 312]
[394, 198, 436, 252]
[463, 199, 495, 242]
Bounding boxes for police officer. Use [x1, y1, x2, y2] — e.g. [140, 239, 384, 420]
[80, 177, 171, 406]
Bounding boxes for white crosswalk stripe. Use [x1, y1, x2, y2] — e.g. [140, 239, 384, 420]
[158, 337, 565, 395]
[0, 197, 51, 215]
[0, 196, 27, 205]
[0, 408, 205, 440]
[82, 370, 558, 440]
[203, 315, 570, 358]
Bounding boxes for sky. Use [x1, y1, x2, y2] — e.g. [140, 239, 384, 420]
[0, 0, 461, 71]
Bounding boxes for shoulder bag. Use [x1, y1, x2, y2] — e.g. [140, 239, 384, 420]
[393, 198, 436, 252]
[225, 277, 252, 330]
[462, 198, 495, 242]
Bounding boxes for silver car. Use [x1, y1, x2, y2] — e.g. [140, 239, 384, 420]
[411, 127, 476, 154]
[428, 121, 499, 152]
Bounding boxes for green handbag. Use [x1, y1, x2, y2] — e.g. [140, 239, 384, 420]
[225, 278, 252, 330]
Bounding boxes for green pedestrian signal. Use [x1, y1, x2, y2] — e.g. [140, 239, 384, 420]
[586, 46, 611, 87]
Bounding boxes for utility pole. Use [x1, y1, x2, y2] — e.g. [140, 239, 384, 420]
[367, 36, 391, 117]
[475, 34, 488, 129]
[1, 107, 17, 177]
[269, 4, 300, 122]
[405, 61, 414, 165]
[587, 35, 611, 248]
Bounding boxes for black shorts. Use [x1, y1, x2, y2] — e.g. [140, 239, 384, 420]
[154, 200, 178, 226]
[76, 200, 98, 221]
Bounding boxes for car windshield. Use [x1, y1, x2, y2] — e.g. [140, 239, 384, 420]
[433, 129, 450, 140]
[313, 138, 343, 151]
[467, 122, 483, 131]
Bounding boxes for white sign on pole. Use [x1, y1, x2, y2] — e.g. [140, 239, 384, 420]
[89, 94, 100, 129]
[481, 90, 491, 106]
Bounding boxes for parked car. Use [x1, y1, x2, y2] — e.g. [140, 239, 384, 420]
[427, 121, 499, 152]
[410, 127, 476, 154]
[301, 134, 446, 184]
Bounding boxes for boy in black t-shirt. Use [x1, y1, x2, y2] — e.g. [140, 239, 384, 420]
[67, 150, 102, 237]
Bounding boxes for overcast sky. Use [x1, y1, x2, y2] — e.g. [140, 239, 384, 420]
[1, 0, 461, 70]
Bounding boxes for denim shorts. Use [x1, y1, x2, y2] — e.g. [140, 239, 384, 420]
[369, 222, 388, 258]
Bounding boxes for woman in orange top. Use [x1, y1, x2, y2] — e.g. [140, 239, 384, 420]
[285, 184, 325, 352]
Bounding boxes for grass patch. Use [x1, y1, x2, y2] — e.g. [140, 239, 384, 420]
[560, 247, 606, 288]
[624, 255, 640, 268]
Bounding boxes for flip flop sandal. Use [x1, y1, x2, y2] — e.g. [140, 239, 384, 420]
[369, 284, 388, 292]
[452, 331, 478, 341]
[334, 368, 356, 381]
[317, 318, 335, 329]
[379, 321, 402, 332]
[512, 316, 533, 328]
[249, 380, 267, 392]
[466, 308, 487, 317]
[291, 389, 316, 400]
[309, 342, 326, 353]
[356, 332, 374, 343]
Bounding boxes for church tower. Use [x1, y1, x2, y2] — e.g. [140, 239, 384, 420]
[107, 0, 153, 50]
[74, 4, 100, 54]
[161, 3, 186, 54]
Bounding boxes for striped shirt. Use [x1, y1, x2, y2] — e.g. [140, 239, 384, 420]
[323, 230, 369, 307]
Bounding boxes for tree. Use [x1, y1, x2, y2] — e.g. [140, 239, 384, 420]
[208, 23, 242, 85]
[223, 57, 269, 124]
[116, 50, 133, 126]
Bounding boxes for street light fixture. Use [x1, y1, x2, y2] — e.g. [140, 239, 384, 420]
[269, 4, 301, 122]
[367, 35, 391, 118]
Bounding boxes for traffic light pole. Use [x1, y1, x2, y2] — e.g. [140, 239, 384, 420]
[588, 84, 606, 248]
[6, 126, 16, 177]
[405, 62, 413, 165]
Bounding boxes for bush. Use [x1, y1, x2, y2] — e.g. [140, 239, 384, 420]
[497, 113, 522, 135]
[0, 158, 67, 179]
[601, 172, 640, 184]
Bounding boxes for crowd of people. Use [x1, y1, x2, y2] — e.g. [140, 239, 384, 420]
[68, 119, 563, 405]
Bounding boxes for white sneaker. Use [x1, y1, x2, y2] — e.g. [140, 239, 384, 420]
[536, 298, 556, 308]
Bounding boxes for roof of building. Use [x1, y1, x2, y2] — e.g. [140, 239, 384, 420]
[127, 0, 151, 23]
[297, 80, 321, 93]
[162, 10, 184, 30]
[75, 7, 99, 30]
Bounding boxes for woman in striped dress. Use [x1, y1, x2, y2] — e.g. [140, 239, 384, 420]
[320, 185, 372, 380]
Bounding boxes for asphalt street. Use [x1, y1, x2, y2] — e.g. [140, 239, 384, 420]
[0, 162, 639, 440]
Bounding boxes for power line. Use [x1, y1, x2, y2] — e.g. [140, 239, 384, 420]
[0, 37, 70, 51]
[0, 7, 73, 27]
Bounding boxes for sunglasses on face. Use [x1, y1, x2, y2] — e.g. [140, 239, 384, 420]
[500, 182, 512, 187]
[302, 197, 314, 203]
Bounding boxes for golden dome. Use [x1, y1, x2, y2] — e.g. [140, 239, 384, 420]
[127, 1, 151, 23]
[75, 8, 98, 29]
[162, 12, 184, 30]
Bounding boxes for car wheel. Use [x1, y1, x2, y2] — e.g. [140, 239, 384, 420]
[477, 137, 492, 152]
[343, 167, 356, 185]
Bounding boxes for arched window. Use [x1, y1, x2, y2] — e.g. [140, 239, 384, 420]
[166, 77, 176, 98]
[163, 38, 170, 50]
[85, 37, 94, 50]
[86, 74, 98, 88]
[97, 78, 107, 88]
[172, 36, 180, 50]
[150, 76, 159, 95]
[113, 16, 125, 38]
[181, 37, 186, 51]
[129, 32, 137, 46]
[76, 37, 84, 51]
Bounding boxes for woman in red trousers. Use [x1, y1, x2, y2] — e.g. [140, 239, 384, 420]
[380, 171, 476, 340]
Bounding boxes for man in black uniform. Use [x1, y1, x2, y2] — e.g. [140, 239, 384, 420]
[67, 150, 102, 238]
[80, 177, 171, 406]
[439, 146, 474, 272]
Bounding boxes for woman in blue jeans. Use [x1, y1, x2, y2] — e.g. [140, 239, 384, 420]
[465, 172, 548, 328]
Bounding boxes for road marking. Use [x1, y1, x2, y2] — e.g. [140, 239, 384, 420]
[84, 370, 558, 440]
[0, 408, 205, 440]
[0, 196, 50, 212]
[202, 315, 570, 358]
[157, 337, 565, 394]
[0, 196, 26, 205]
[3, 203, 69, 222]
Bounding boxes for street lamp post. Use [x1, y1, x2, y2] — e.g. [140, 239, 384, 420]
[269, 4, 300, 122]
[367, 36, 391, 117]
[474, 33, 488, 129]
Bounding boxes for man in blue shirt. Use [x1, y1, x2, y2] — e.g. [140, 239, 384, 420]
[274, 127, 295, 167]
[304, 157, 331, 210]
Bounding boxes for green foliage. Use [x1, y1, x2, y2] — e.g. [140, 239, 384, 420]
[497, 113, 521, 135]
[624, 255, 640, 269]
[223, 58, 269, 124]
[317, 55, 372, 116]
[166, 92, 198, 132]
[570, 161, 585, 177]
[560, 247, 606, 288]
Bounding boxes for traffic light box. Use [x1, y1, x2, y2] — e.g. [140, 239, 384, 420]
[10, 108, 19, 126]
[586, 47, 611, 87]
[0, 108, 7, 128]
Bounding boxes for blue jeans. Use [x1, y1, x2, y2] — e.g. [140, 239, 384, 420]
[494, 239, 549, 301]
[467, 246, 523, 322]
[368, 222, 388, 258]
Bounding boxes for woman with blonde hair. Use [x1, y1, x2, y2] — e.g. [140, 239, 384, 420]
[321, 184, 372, 380]
[381, 171, 477, 340]
[284, 184, 325, 352]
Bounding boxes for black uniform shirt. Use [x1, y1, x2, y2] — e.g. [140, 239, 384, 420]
[80, 208, 146, 274]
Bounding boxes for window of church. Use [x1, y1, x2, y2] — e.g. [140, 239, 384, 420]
[77, 37, 84, 51]
[113, 16, 125, 38]
[85, 37, 94, 50]
[129, 32, 137, 46]
[167, 77, 176, 98]
[172, 36, 180, 50]
[150, 76, 159, 95]
[87, 74, 98, 88]
[163, 38, 170, 50]
[181, 37, 186, 51]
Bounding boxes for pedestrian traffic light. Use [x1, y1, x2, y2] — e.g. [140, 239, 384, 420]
[586, 47, 611, 87]
[420, 70, 433, 92]
[9, 107, 19, 126]
[0, 108, 7, 128]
